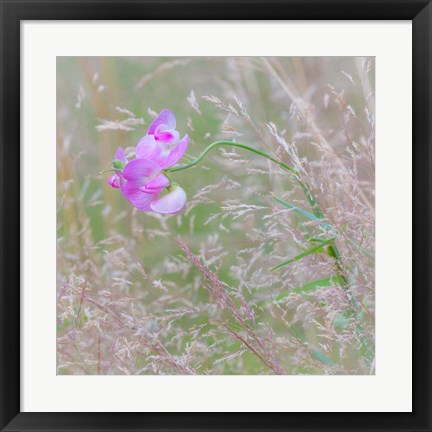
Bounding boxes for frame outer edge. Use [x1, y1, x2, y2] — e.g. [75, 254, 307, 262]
[0, 0, 21, 431]
[0, 0, 430, 431]
[413, 2, 432, 430]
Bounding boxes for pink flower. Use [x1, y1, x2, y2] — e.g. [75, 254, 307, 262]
[136, 109, 189, 169]
[107, 110, 187, 215]
[150, 184, 187, 214]
[107, 147, 127, 189]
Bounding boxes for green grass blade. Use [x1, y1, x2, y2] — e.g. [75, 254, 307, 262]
[275, 195, 373, 258]
[311, 349, 336, 366]
[272, 275, 341, 303]
[273, 196, 334, 231]
[290, 324, 336, 367]
[270, 239, 334, 271]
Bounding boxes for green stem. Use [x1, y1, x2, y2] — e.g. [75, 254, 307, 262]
[167, 141, 322, 217]
[167, 140, 350, 292]
[167, 141, 298, 175]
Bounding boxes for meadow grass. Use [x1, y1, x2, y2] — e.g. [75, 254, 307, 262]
[57, 57, 375, 375]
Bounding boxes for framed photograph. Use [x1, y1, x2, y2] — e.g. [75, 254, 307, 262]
[1, 0, 430, 431]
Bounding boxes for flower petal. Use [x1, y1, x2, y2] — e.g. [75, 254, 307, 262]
[140, 174, 170, 194]
[136, 135, 164, 162]
[150, 185, 187, 215]
[154, 125, 180, 145]
[157, 134, 189, 169]
[122, 181, 158, 211]
[107, 174, 120, 188]
[147, 109, 176, 135]
[122, 158, 161, 182]
[114, 146, 127, 163]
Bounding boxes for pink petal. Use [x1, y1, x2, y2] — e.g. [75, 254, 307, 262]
[147, 109, 176, 135]
[150, 185, 187, 215]
[107, 174, 120, 188]
[114, 146, 127, 163]
[122, 158, 161, 182]
[122, 181, 158, 211]
[136, 134, 188, 169]
[154, 125, 180, 145]
[140, 174, 170, 194]
[136, 135, 164, 162]
[156, 134, 189, 169]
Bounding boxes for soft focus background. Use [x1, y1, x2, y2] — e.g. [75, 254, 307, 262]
[57, 57, 375, 375]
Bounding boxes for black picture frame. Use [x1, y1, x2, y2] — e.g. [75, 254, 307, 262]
[1, 1, 430, 431]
